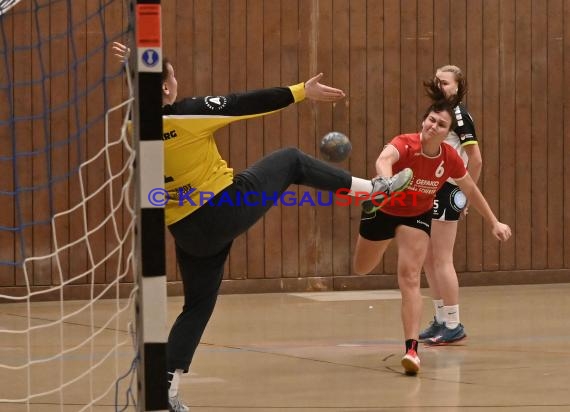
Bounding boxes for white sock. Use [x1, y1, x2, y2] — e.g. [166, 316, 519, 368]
[168, 369, 184, 398]
[444, 305, 460, 329]
[348, 177, 373, 196]
[433, 299, 445, 323]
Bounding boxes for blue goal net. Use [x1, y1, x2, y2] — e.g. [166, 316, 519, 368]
[0, 0, 139, 409]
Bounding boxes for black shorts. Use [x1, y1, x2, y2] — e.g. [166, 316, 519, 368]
[433, 181, 467, 222]
[359, 208, 433, 241]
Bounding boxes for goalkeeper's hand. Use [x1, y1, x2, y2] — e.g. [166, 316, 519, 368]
[112, 41, 130, 63]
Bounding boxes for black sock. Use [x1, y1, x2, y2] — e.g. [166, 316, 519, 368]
[405, 339, 418, 353]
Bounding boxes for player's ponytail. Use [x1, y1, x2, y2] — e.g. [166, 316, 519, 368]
[421, 78, 464, 130]
[423, 78, 464, 108]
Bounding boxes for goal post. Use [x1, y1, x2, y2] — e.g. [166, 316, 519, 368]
[132, 1, 168, 411]
[0, 0, 168, 410]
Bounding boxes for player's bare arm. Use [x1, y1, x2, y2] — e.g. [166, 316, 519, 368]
[455, 173, 511, 241]
[375, 145, 399, 178]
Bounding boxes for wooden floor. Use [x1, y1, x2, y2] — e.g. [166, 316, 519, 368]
[1, 283, 569, 411]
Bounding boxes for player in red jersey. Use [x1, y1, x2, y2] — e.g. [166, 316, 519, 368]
[353, 80, 511, 375]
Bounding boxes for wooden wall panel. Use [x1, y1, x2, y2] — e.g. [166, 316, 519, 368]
[2, 0, 570, 299]
[245, 0, 265, 279]
[531, 0, 549, 269]
[13, 6, 33, 288]
[417, 0, 434, 101]
[297, 0, 319, 278]
[433, 0, 450, 68]
[498, 0, 517, 271]
[67, 1, 88, 288]
[227, 0, 248, 280]
[482, 0, 501, 271]
[280, 0, 301, 278]
[263, 0, 284, 279]
[515, 0, 533, 270]
[210, 0, 232, 280]
[86, 0, 106, 287]
[547, 0, 564, 269]
[104, 0, 125, 286]
[560, 0, 570, 268]
[449, 0, 467, 76]
[315, 0, 334, 278]
[31, 4, 51, 286]
[448, 0, 469, 274]
[343, 0, 365, 279]
[465, 0, 485, 273]
[400, 0, 418, 134]
[0, 10, 14, 287]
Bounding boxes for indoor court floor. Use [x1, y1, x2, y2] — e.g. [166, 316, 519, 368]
[1, 283, 570, 411]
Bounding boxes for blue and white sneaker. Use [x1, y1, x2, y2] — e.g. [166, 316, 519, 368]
[425, 323, 466, 345]
[419, 317, 444, 342]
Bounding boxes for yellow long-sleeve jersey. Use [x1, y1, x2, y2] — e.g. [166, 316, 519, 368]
[162, 83, 305, 225]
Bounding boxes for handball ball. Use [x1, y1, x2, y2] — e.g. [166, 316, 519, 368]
[319, 132, 352, 162]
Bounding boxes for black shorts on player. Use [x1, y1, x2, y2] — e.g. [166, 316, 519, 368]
[432, 181, 466, 222]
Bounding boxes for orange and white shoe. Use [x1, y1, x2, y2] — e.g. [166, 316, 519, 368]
[401, 349, 421, 375]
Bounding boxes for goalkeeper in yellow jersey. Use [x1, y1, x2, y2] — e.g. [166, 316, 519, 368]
[113, 42, 413, 412]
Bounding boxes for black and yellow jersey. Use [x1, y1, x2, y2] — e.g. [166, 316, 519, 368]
[444, 104, 478, 166]
[443, 104, 477, 185]
[162, 83, 305, 225]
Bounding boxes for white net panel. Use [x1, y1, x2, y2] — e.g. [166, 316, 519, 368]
[0, 0, 138, 410]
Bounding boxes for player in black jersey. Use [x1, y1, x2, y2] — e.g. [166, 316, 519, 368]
[420, 65, 483, 345]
